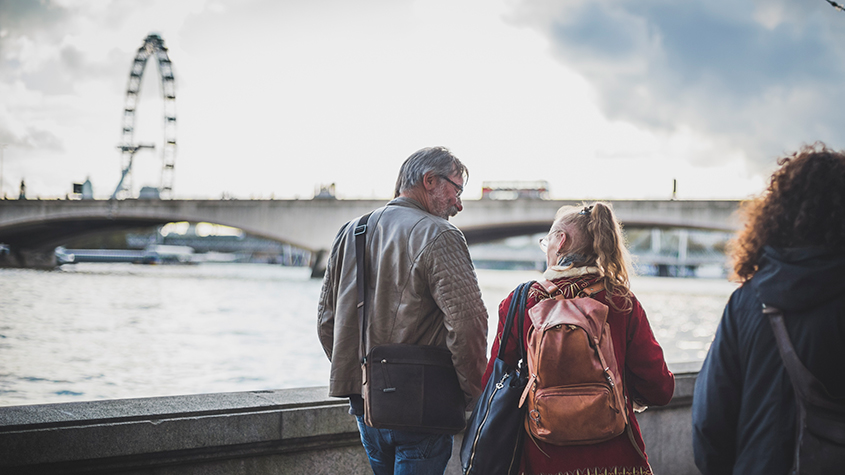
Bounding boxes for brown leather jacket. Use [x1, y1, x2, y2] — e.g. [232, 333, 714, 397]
[317, 197, 488, 407]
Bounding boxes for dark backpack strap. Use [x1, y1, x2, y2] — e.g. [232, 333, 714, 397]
[765, 305, 812, 395]
[764, 305, 844, 410]
[355, 211, 374, 364]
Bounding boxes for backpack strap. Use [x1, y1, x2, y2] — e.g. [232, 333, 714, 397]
[764, 305, 813, 397]
[764, 304, 845, 410]
[579, 281, 605, 297]
[538, 279, 559, 295]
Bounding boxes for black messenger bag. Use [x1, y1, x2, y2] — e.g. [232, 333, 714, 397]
[363, 344, 466, 433]
[354, 212, 466, 434]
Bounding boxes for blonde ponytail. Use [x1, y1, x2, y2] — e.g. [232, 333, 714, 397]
[553, 202, 632, 311]
[588, 202, 632, 311]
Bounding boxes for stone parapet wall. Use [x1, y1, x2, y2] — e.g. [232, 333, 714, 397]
[0, 373, 699, 474]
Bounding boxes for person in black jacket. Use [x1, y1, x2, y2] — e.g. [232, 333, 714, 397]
[692, 144, 845, 474]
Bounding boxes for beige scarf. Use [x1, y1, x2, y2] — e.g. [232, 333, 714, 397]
[543, 265, 601, 281]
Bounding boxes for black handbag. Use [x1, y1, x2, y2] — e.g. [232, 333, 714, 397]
[461, 281, 533, 475]
[355, 212, 466, 434]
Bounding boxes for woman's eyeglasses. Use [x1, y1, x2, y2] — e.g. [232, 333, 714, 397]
[538, 230, 563, 252]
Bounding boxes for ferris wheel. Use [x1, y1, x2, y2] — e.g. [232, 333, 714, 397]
[112, 33, 176, 200]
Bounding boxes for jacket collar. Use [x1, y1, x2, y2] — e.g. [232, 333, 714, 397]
[388, 196, 427, 212]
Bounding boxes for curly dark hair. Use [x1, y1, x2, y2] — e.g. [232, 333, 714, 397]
[731, 143, 845, 282]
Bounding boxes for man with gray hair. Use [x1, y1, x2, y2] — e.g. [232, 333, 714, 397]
[318, 146, 488, 474]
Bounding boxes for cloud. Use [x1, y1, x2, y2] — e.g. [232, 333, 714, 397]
[507, 0, 845, 170]
[0, 0, 70, 37]
[0, 109, 64, 151]
[1, 12, 129, 96]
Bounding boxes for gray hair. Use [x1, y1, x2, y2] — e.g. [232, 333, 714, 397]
[394, 146, 468, 197]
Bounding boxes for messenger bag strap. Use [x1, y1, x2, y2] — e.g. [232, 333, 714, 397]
[355, 211, 374, 364]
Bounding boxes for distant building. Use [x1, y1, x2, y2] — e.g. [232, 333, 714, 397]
[73, 178, 96, 199]
[481, 180, 549, 200]
[314, 183, 336, 200]
[139, 186, 161, 200]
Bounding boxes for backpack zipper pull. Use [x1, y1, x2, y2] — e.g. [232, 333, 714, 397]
[604, 367, 615, 387]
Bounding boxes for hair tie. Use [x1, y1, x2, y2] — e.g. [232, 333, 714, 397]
[579, 205, 593, 216]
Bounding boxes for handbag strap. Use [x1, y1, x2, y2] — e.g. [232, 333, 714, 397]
[497, 281, 534, 365]
[516, 282, 532, 370]
[497, 283, 523, 361]
[355, 211, 374, 364]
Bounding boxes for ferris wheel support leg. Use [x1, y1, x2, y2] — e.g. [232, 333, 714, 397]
[112, 156, 134, 200]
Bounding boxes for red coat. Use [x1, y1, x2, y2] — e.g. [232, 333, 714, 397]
[483, 274, 675, 475]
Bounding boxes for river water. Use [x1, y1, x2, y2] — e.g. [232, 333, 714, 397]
[0, 263, 737, 407]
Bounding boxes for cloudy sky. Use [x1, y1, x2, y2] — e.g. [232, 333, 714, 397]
[1, 0, 843, 201]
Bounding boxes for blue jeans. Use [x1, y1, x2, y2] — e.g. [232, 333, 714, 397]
[355, 415, 453, 475]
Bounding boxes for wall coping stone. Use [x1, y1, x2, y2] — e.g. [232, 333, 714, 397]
[0, 372, 700, 474]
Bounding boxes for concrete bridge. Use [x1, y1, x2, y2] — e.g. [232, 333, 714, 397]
[0, 198, 741, 268]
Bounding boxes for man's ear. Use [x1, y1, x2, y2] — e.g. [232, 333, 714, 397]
[422, 172, 438, 191]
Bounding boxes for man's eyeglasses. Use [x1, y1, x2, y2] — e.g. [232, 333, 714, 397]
[440, 176, 464, 198]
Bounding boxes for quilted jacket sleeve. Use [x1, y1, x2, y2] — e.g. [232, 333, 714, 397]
[425, 229, 489, 408]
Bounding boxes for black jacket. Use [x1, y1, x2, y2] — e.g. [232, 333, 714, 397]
[692, 246, 845, 474]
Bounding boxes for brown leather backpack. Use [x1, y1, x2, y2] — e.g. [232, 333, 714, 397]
[518, 279, 629, 446]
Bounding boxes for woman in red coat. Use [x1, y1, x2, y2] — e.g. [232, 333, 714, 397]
[483, 202, 675, 475]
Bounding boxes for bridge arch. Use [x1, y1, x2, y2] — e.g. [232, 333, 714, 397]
[0, 208, 303, 252]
